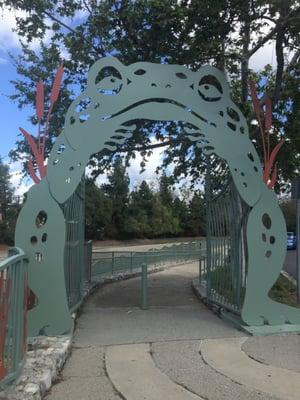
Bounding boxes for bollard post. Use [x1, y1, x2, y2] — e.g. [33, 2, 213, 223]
[112, 251, 115, 275]
[199, 258, 202, 285]
[141, 263, 148, 309]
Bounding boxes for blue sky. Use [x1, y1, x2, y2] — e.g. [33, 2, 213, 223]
[0, 60, 34, 160]
[0, 7, 277, 196]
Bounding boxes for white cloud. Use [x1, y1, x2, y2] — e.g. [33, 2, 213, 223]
[0, 8, 25, 51]
[0, 56, 8, 64]
[9, 159, 33, 198]
[249, 40, 276, 71]
[0, 7, 63, 58]
[127, 146, 163, 189]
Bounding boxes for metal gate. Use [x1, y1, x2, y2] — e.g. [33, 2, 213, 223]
[206, 181, 248, 314]
[62, 178, 85, 312]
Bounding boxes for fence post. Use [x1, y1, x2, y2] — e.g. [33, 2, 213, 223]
[199, 258, 202, 285]
[141, 263, 148, 309]
[112, 251, 115, 275]
[130, 252, 133, 273]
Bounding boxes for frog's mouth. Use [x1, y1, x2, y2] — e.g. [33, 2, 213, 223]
[109, 97, 212, 127]
[102, 96, 217, 153]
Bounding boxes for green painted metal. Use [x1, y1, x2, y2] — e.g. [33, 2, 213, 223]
[15, 180, 73, 336]
[141, 264, 148, 310]
[14, 56, 300, 335]
[62, 178, 85, 312]
[91, 241, 204, 280]
[0, 248, 28, 390]
[206, 181, 247, 314]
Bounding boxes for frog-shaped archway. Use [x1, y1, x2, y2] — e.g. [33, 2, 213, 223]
[15, 57, 300, 336]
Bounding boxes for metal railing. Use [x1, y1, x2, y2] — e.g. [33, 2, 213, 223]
[0, 248, 28, 390]
[91, 241, 205, 281]
[206, 184, 248, 315]
[62, 179, 85, 313]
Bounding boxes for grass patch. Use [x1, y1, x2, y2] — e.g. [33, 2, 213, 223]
[205, 267, 300, 309]
[269, 274, 300, 308]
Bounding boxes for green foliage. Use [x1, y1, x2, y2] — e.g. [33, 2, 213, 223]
[269, 274, 300, 308]
[280, 199, 296, 232]
[0, 158, 20, 245]
[1, 0, 299, 194]
[85, 178, 112, 240]
[102, 156, 130, 237]
[84, 166, 206, 240]
[186, 193, 206, 236]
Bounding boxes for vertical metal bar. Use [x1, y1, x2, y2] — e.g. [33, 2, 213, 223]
[199, 258, 202, 285]
[205, 158, 212, 299]
[297, 199, 300, 303]
[141, 263, 148, 309]
[112, 252, 115, 275]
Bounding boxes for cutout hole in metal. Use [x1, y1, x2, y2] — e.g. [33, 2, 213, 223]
[31, 236, 38, 245]
[57, 144, 66, 155]
[262, 213, 272, 229]
[265, 250, 272, 258]
[36, 211, 47, 228]
[176, 72, 187, 79]
[35, 252, 43, 263]
[134, 69, 146, 76]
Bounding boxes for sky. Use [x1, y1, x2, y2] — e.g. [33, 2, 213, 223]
[0, 7, 278, 197]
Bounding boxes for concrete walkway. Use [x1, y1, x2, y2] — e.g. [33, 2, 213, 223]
[45, 263, 300, 400]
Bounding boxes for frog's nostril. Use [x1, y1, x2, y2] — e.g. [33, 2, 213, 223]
[151, 83, 157, 87]
[165, 84, 171, 88]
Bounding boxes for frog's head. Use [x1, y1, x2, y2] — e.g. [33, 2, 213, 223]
[47, 57, 261, 204]
[63, 57, 249, 153]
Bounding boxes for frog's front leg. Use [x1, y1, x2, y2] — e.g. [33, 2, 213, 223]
[227, 154, 300, 326]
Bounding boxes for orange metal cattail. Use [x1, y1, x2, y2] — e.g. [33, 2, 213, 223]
[36, 81, 44, 121]
[50, 64, 64, 104]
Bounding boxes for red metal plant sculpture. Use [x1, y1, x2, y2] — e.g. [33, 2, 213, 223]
[249, 80, 284, 189]
[20, 65, 64, 183]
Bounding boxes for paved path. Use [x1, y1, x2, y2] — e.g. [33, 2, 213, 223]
[46, 263, 300, 400]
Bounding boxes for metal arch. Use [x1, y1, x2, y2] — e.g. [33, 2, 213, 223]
[14, 57, 300, 336]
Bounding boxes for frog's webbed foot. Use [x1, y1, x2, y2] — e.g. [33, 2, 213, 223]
[242, 296, 300, 326]
[240, 184, 300, 327]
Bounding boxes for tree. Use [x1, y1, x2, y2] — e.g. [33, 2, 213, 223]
[125, 181, 154, 238]
[85, 178, 112, 240]
[185, 193, 206, 236]
[1, 0, 300, 191]
[172, 196, 189, 236]
[0, 158, 13, 221]
[280, 199, 296, 232]
[159, 174, 174, 208]
[0, 158, 19, 244]
[102, 156, 130, 237]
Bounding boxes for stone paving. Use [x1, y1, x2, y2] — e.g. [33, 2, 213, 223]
[2, 336, 71, 400]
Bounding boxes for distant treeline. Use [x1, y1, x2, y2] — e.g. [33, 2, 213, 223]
[85, 157, 206, 240]
[1, 155, 295, 245]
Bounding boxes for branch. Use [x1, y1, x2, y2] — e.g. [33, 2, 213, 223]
[89, 139, 185, 181]
[273, 25, 285, 105]
[42, 10, 104, 57]
[248, 7, 300, 58]
[82, 0, 93, 15]
[289, 48, 300, 68]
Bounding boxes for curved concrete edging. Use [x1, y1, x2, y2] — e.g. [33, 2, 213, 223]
[106, 343, 204, 400]
[200, 337, 300, 400]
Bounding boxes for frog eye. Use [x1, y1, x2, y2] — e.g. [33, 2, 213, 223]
[95, 66, 123, 95]
[198, 75, 223, 102]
